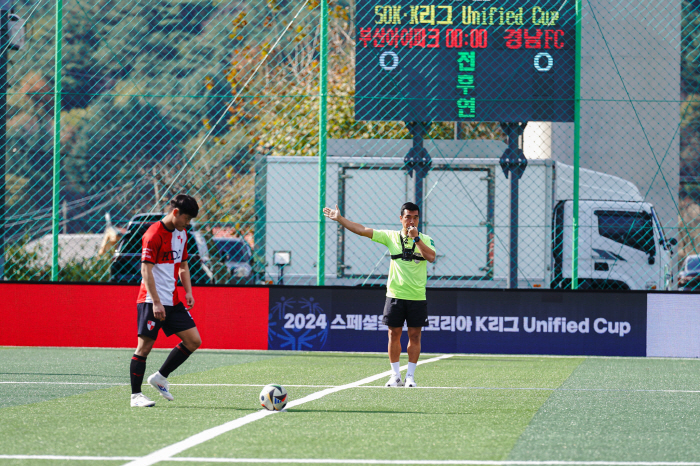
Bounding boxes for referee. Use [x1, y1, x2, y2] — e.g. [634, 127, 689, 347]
[323, 202, 436, 387]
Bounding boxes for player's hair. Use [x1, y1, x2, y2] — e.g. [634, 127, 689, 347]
[170, 194, 199, 218]
[400, 202, 420, 216]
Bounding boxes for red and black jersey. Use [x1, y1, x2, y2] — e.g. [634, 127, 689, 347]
[136, 221, 188, 306]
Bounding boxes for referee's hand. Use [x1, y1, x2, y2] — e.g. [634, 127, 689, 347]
[323, 204, 340, 221]
[407, 226, 419, 238]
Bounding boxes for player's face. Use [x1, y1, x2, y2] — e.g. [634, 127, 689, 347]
[400, 210, 420, 230]
[172, 210, 193, 231]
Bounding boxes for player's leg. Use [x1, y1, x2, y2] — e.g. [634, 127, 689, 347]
[160, 327, 201, 377]
[148, 304, 199, 401]
[177, 326, 202, 353]
[404, 300, 428, 388]
[131, 304, 160, 407]
[382, 298, 406, 387]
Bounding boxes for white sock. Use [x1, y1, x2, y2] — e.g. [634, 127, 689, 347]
[391, 361, 401, 376]
[407, 362, 417, 378]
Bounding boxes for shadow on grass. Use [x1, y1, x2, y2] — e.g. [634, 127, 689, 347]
[449, 357, 557, 363]
[162, 406, 261, 412]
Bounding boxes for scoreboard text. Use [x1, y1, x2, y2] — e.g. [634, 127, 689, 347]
[354, 0, 575, 122]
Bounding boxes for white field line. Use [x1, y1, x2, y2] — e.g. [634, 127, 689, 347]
[0, 455, 137, 461]
[123, 355, 453, 466]
[0, 382, 127, 386]
[3, 381, 700, 394]
[161, 461, 700, 465]
[0, 382, 336, 388]
[3, 455, 700, 465]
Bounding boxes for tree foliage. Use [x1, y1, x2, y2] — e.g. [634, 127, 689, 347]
[2, 0, 693, 239]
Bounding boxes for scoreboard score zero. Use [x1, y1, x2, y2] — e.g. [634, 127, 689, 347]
[354, 0, 575, 123]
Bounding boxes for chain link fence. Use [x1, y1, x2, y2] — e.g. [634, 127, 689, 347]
[0, 0, 695, 291]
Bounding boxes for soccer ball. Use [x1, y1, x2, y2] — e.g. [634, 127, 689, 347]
[259, 384, 288, 411]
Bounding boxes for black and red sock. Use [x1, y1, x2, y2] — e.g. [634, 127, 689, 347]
[130, 354, 147, 394]
[159, 342, 193, 378]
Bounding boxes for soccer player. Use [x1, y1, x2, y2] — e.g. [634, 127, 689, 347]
[129, 194, 202, 407]
[323, 202, 436, 388]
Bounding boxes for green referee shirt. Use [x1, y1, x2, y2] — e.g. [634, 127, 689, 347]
[371, 229, 436, 301]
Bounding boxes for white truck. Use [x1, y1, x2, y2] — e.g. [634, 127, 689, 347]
[256, 139, 674, 290]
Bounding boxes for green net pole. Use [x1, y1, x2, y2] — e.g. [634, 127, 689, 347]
[316, 0, 329, 286]
[0, 9, 7, 281]
[571, 0, 582, 290]
[51, 0, 63, 281]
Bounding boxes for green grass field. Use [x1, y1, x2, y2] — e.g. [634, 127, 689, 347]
[1, 347, 700, 465]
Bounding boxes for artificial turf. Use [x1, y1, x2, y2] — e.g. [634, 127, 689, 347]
[0, 348, 698, 465]
[508, 357, 700, 462]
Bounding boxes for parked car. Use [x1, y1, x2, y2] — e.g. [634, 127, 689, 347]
[679, 254, 700, 291]
[212, 236, 254, 284]
[110, 213, 214, 284]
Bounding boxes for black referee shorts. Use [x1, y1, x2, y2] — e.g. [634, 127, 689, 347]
[382, 297, 428, 328]
[137, 302, 196, 340]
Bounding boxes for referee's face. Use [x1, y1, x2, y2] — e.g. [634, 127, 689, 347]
[400, 210, 420, 230]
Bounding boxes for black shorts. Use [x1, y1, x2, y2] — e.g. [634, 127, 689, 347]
[382, 297, 428, 328]
[137, 302, 196, 340]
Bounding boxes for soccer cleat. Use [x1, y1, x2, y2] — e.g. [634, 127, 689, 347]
[130, 393, 156, 407]
[147, 371, 174, 401]
[404, 375, 417, 388]
[385, 374, 404, 387]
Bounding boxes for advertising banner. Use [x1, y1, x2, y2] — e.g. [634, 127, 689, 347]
[647, 293, 700, 358]
[0, 283, 269, 350]
[268, 287, 647, 356]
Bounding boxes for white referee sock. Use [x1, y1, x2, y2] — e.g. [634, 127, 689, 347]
[407, 362, 417, 378]
[390, 362, 401, 376]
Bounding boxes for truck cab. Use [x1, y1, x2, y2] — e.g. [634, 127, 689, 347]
[552, 200, 672, 290]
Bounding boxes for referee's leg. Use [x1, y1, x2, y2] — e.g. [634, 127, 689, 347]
[405, 327, 421, 386]
[406, 327, 421, 363]
[388, 326, 402, 363]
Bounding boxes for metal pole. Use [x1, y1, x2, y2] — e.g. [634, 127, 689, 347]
[499, 122, 527, 289]
[253, 153, 267, 284]
[316, 0, 329, 286]
[0, 9, 8, 280]
[405, 122, 432, 215]
[572, 0, 582, 290]
[51, 0, 63, 281]
[510, 175, 519, 288]
[416, 173, 424, 214]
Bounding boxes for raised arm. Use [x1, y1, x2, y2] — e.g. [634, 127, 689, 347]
[323, 204, 373, 239]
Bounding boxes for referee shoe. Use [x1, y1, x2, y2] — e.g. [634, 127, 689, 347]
[148, 371, 174, 401]
[405, 375, 417, 388]
[385, 374, 404, 387]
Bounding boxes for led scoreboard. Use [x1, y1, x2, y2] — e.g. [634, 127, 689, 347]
[354, 0, 575, 122]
